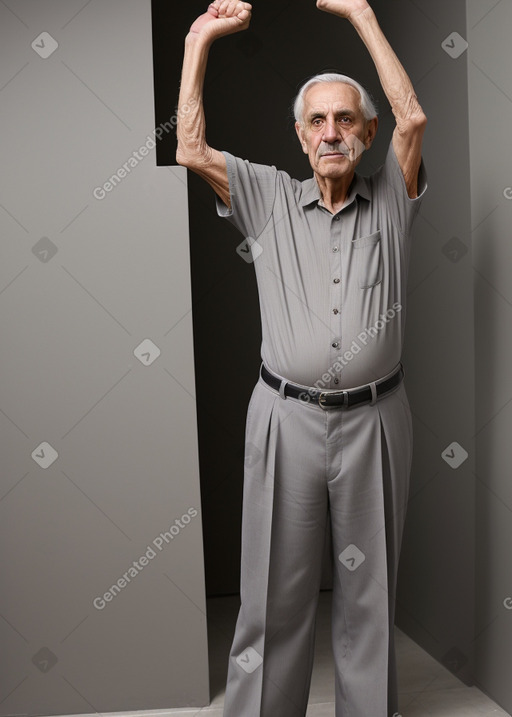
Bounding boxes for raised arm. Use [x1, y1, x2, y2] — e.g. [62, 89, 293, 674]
[176, 1, 252, 209]
[316, 0, 427, 198]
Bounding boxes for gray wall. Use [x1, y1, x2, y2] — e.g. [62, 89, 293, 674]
[0, 1, 208, 714]
[468, 0, 512, 713]
[392, 0, 476, 687]
[3, 0, 512, 715]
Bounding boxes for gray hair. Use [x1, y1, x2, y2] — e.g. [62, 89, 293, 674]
[293, 72, 378, 125]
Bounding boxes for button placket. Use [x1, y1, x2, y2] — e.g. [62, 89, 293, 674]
[329, 213, 342, 387]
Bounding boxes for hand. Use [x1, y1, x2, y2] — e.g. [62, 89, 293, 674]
[316, 0, 370, 20]
[189, 1, 252, 44]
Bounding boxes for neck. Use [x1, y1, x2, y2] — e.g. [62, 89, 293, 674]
[314, 171, 355, 214]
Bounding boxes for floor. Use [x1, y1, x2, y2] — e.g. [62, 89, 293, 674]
[170, 591, 511, 717]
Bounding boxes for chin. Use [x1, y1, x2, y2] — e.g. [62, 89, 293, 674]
[318, 165, 352, 179]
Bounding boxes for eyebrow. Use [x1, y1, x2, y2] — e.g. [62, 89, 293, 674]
[307, 108, 356, 120]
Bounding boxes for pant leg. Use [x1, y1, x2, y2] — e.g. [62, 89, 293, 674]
[378, 381, 413, 717]
[223, 378, 329, 717]
[326, 381, 412, 717]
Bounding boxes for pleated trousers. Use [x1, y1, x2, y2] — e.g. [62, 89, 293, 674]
[222, 362, 413, 717]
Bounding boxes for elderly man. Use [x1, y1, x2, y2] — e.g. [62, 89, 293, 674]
[177, 1, 427, 715]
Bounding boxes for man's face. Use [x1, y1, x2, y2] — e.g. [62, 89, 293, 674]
[295, 82, 377, 180]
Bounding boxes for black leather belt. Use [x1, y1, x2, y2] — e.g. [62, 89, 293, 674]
[260, 363, 404, 409]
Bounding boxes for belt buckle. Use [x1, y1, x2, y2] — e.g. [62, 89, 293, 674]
[318, 389, 349, 409]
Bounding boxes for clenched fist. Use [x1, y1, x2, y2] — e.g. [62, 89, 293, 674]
[189, 1, 252, 44]
[316, 0, 370, 20]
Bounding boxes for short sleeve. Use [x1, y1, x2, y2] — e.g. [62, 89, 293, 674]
[215, 151, 277, 239]
[376, 141, 427, 235]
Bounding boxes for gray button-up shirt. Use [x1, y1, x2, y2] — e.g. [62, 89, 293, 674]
[216, 140, 427, 389]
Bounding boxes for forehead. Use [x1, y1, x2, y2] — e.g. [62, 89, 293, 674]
[302, 82, 361, 117]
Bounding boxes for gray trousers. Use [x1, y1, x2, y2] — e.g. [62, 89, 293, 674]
[223, 363, 413, 717]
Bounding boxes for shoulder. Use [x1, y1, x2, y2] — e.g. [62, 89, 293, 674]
[370, 141, 427, 200]
[216, 152, 300, 237]
[366, 140, 428, 232]
[222, 151, 302, 186]
[223, 150, 304, 206]
[222, 151, 279, 181]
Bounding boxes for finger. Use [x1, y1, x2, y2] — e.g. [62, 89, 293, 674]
[224, 1, 239, 17]
[237, 1, 251, 15]
[217, 0, 232, 15]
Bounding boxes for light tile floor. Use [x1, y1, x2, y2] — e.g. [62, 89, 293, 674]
[170, 591, 511, 717]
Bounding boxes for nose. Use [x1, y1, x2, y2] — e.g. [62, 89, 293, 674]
[322, 116, 341, 143]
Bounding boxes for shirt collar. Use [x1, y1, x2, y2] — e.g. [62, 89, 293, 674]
[299, 172, 371, 210]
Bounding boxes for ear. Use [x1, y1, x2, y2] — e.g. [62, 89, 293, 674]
[364, 117, 378, 149]
[295, 121, 308, 154]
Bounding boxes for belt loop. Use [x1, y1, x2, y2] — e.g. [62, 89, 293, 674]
[279, 379, 288, 400]
[369, 381, 377, 406]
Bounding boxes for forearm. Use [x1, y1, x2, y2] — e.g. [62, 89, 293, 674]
[350, 7, 426, 126]
[176, 34, 214, 167]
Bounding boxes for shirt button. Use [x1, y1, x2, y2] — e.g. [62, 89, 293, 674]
[334, 378, 340, 385]
[334, 216, 341, 222]
[332, 341, 340, 349]
[333, 278, 340, 284]
[332, 246, 339, 253]
[333, 308, 339, 314]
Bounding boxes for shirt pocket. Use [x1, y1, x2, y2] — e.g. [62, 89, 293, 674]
[352, 229, 383, 288]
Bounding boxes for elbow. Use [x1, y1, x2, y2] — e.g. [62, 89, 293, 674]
[394, 93, 427, 133]
[176, 141, 214, 173]
[413, 110, 428, 129]
[411, 111, 428, 139]
[176, 138, 207, 170]
[406, 99, 427, 129]
[176, 146, 199, 170]
[395, 110, 427, 137]
[176, 143, 192, 168]
[175, 151, 187, 168]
